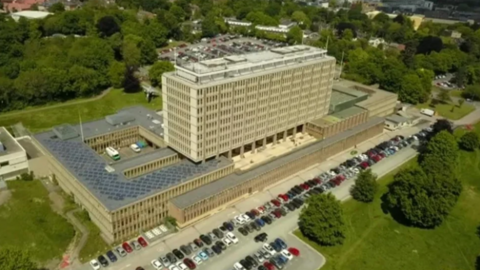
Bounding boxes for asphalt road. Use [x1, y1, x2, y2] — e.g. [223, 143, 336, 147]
[76, 125, 427, 270]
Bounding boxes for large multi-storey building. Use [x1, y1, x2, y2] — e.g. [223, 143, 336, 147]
[163, 45, 336, 162]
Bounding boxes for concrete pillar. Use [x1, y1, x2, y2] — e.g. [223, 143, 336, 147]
[263, 137, 266, 147]
[228, 150, 232, 159]
[252, 141, 256, 153]
[240, 145, 244, 155]
[302, 124, 306, 134]
[283, 130, 287, 142]
[273, 134, 277, 144]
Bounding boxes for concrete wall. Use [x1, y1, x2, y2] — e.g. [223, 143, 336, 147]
[0, 150, 29, 180]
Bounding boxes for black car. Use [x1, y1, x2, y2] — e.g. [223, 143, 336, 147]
[258, 265, 268, 270]
[293, 186, 303, 193]
[285, 202, 296, 211]
[213, 228, 224, 238]
[278, 207, 287, 216]
[200, 234, 212, 245]
[219, 225, 227, 231]
[106, 250, 117, 263]
[215, 240, 227, 250]
[261, 215, 272, 225]
[244, 224, 254, 233]
[180, 245, 191, 255]
[240, 259, 253, 270]
[254, 232, 268, 242]
[223, 221, 234, 231]
[211, 244, 222, 255]
[246, 255, 258, 267]
[98, 255, 109, 267]
[250, 222, 260, 231]
[245, 211, 256, 220]
[238, 227, 248, 236]
[172, 249, 184, 259]
[166, 252, 178, 264]
[193, 238, 204, 248]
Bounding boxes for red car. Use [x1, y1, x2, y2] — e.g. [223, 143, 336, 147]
[337, 174, 345, 181]
[278, 194, 289, 202]
[257, 206, 265, 214]
[137, 237, 148, 247]
[313, 178, 322, 185]
[251, 209, 260, 216]
[300, 183, 310, 190]
[122, 242, 133, 253]
[183, 258, 196, 269]
[271, 199, 281, 207]
[360, 161, 369, 169]
[264, 262, 275, 270]
[372, 155, 381, 162]
[288, 247, 300, 257]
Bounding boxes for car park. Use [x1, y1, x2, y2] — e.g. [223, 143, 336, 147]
[138, 236, 148, 247]
[151, 259, 163, 269]
[200, 234, 212, 245]
[263, 243, 276, 255]
[226, 232, 239, 244]
[177, 261, 189, 270]
[167, 252, 178, 264]
[192, 255, 203, 265]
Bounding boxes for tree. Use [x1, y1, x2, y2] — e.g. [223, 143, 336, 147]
[399, 73, 425, 104]
[420, 130, 458, 179]
[298, 193, 346, 246]
[146, 20, 168, 47]
[431, 119, 453, 135]
[417, 36, 443, 55]
[291, 11, 311, 29]
[385, 166, 461, 228]
[438, 89, 451, 104]
[96, 16, 120, 37]
[149, 61, 174, 86]
[48, 2, 65, 13]
[0, 248, 38, 270]
[108, 61, 126, 88]
[379, 57, 406, 93]
[464, 85, 480, 101]
[286, 26, 303, 45]
[350, 169, 378, 202]
[460, 132, 480, 151]
[201, 13, 220, 38]
[336, 22, 357, 38]
[170, 4, 186, 22]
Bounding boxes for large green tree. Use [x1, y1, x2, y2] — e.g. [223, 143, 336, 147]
[350, 169, 378, 203]
[420, 130, 459, 179]
[298, 193, 346, 246]
[386, 166, 461, 228]
[108, 61, 127, 88]
[286, 26, 303, 45]
[399, 73, 426, 104]
[148, 61, 174, 86]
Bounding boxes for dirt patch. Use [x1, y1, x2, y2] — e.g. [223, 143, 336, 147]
[49, 192, 65, 214]
[0, 190, 12, 206]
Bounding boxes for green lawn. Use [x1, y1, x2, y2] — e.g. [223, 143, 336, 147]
[295, 151, 480, 270]
[416, 101, 474, 120]
[0, 89, 162, 133]
[0, 180, 75, 262]
[74, 210, 110, 263]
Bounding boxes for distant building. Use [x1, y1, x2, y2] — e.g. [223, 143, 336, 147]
[0, 127, 29, 180]
[10, 10, 51, 21]
[2, 0, 45, 12]
[224, 18, 252, 28]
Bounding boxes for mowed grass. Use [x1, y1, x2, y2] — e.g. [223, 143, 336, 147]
[0, 89, 162, 133]
[416, 101, 474, 120]
[295, 152, 480, 270]
[74, 210, 110, 263]
[0, 180, 75, 262]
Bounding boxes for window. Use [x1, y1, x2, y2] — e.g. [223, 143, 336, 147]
[0, 161, 9, 167]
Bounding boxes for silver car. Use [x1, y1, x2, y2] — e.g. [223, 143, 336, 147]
[115, 246, 127, 257]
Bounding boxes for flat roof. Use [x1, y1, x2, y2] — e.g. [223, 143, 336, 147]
[333, 80, 397, 108]
[170, 45, 333, 84]
[170, 116, 385, 209]
[34, 107, 233, 211]
[386, 114, 409, 124]
[329, 90, 359, 107]
[309, 106, 366, 127]
[332, 106, 366, 119]
[0, 127, 24, 157]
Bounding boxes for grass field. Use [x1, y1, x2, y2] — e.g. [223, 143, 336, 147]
[0, 180, 75, 263]
[74, 210, 111, 263]
[295, 151, 480, 270]
[0, 89, 162, 133]
[416, 101, 474, 120]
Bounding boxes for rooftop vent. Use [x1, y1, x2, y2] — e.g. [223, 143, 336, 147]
[52, 124, 79, 140]
[105, 112, 136, 126]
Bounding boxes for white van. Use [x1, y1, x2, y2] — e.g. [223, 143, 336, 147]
[106, 147, 120, 161]
[130, 144, 141, 153]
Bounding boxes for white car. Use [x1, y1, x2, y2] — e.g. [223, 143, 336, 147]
[241, 214, 251, 221]
[234, 215, 246, 224]
[226, 232, 239, 244]
[281, 249, 293, 260]
[254, 251, 265, 262]
[262, 243, 276, 255]
[176, 262, 188, 270]
[151, 259, 163, 269]
[222, 237, 233, 246]
[192, 255, 203, 265]
[169, 266, 180, 270]
[233, 262, 245, 270]
[130, 144, 141, 153]
[89, 259, 101, 270]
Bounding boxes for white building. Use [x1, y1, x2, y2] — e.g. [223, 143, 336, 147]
[10, 11, 51, 22]
[224, 18, 253, 27]
[0, 127, 29, 180]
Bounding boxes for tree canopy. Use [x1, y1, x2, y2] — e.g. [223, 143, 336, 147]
[420, 130, 459, 179]
[148, 61, 175, 86]
[460, 132, 480, 151]
[299, 193, 346, 246]
[350, 169, 378, 203]
[0, 248, 38, 270]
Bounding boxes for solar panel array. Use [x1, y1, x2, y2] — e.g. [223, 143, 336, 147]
[42, 139, 224, 209]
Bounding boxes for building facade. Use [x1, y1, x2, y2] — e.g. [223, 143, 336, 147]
[163, 45, 336, 162]
[0, 127, 29, 180]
